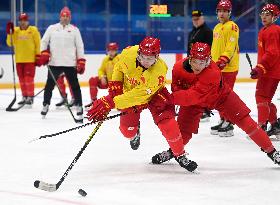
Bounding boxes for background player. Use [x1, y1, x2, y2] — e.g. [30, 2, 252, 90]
[250, 4, 280, 140]
[6, 13, 41, 106]
[85, 42, 120, 109]
[211, 0, 240, 137]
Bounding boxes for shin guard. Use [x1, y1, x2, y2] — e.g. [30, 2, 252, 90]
[157, 118, 185, 156]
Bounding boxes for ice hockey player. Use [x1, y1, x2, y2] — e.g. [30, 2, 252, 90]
[38, 6, 85, 121]
[85, 42, 120, 109]
[211, 0, 240, 137]
[87, 36, 198, 172]
[250, 4, 280, 141]
[6, 13, 41, 106]
[151, 42, 280, 167]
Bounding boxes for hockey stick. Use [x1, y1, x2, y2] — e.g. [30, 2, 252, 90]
[47, 65, 82, 123]
[5, 88, 45, 112]
[245, 53, 253, 71]
[0, 67, 4, 79]
[34, 119, 105, 192]
[29, 111, 127, 143]
[5, 30, 17, 112]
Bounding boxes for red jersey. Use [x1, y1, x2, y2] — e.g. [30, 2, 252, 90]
[257, 24, 280, 79]
[172, 57, 231, 109]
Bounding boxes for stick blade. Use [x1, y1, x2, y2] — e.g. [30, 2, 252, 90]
[6, 103, 25, 112]
[34, 180, 58, 192]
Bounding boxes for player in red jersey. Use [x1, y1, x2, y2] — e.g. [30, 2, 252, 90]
[151, 42, 280, 167]
[250, 4, 280, 141]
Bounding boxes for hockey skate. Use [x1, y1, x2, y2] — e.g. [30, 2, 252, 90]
[25, 97, 34, 108]
[218, 121, 234, 137]
[18, 96, 27, 105]
[267, 119, 280, 141]
[68, 98, 75, 107]
[55, 95, 67, 107]
[210, 119, 224, 135]
[41, 103, 49, 118]
[267, 149, 280, 165]
[130, 125, 141, 150]
[200, 111, 211, 122]
[151, 148, 174, 164]
[76, 105, 83, 123]
[175, 154, 198, 172]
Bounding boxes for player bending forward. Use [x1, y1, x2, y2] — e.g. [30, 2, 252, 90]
[87, 37, 197, 172]
[151, 42, 280, 167]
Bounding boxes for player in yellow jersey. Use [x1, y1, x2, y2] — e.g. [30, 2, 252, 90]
[210, 0, 240, 137]
[85, 42, 120, 109]
[86, 37, 198, 172]
[6, 13, 41, 106]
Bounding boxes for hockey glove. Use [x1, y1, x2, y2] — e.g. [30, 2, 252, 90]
[6, 22, 14, 34]
[86, 95, 115, 121]
[77, 58, 86, 74]
[108, 81, 123, 97]
[216, 56, 229, 70]
[149, 87, 174, 111]
[39, 50, 50, 66]
[250, 64, 266, 79]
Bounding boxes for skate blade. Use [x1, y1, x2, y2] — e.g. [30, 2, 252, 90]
[218, 131, 234, 137]
[210, 130, 219, 135]
[191, 169, 200, 174]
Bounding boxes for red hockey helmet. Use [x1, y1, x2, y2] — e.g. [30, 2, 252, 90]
[261, 4, 280, 17]
[107, 42, 119, 51]
[19, 13, 29, 21]
[139, 36, 161, 56]
[190, 42, 211, 60]
[216, 0, 232, 11]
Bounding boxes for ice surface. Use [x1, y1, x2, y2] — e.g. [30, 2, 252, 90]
[0, 83, 279, 205]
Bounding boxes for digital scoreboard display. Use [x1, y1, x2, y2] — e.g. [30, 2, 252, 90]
[149, 4, 171, 17]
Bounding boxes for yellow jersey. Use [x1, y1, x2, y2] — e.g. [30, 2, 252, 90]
[6, 26, 41, 63]
[112, 45, 167, 109]
[98, 55, 120, 81]
[211, 20, 239, 72]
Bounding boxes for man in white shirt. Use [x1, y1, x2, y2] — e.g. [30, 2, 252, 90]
[38, 6, 85, 121]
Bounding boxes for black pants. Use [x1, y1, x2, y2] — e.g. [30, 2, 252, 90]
[43, 66, 83, 106]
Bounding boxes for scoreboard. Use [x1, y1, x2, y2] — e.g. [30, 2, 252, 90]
[149, 4, 171, 17]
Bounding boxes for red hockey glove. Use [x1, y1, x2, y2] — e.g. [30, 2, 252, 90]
[77, 58, 86, 74]
[38, 50, 50, 66]
[216, 56, 229, 70]
[6, 22, 14, 34]
[250, 64, 266, 79]
[86, 95, 115, 121]
[149, 87, 174, 111]
[108, 81, 123, 97]
[35, 54, 42, 66]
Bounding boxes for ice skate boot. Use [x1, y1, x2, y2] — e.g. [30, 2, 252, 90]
[68, 98, 75, 107]
[130, 124, 140, 150]
[151, 148, 174, 164]
[18, 96, 27, 105]
[218, 121, 234, 137]
[267, 119, 280, 141]
[200, 111, 211, 122]
[56, 95, 67, 107]
[76, 105, 83, 123]
[175, 153, 198, 172]
[267, 149, 280, 165]
[41, 103, 49, 118]
[210, 119, 224, 135]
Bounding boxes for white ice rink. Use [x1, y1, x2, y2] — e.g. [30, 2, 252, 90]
[0, 83, 280, 205]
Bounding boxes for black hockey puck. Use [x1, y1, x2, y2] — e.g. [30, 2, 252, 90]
[78, 189, 87, 197]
